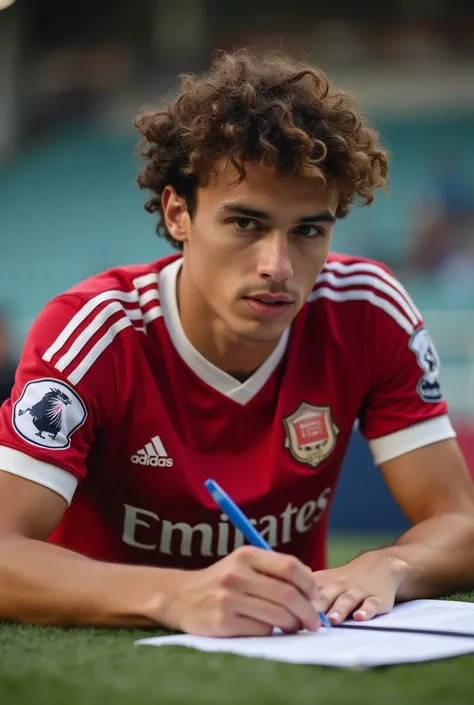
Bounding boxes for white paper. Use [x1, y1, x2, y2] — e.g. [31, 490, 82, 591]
[135, 600, 474, 669]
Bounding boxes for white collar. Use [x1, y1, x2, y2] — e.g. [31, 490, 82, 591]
[158, 258, 289, 405]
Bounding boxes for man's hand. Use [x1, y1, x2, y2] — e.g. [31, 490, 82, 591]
[313, 551, 410, 625]
[161, 546, 322, 637]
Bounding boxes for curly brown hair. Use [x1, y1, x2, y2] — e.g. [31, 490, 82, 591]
[135, 49, 389, 250]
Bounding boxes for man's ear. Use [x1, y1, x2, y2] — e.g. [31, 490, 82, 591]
[162, 186, 191, 245]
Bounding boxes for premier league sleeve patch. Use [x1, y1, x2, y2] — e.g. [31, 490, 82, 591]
[409, 328, 443, 403]
[13, 378, 87, 450]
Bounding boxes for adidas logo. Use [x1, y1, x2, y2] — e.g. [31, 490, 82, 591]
[131, 436, 174, 467]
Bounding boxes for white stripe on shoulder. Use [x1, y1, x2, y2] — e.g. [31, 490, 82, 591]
[322, 260, 422, 320]
[54, 301, 137, 373]
[43, 289, 139, 362]
[133, 272, 159, 290]
[43, 273, 162, 367]
[308, 287, 415, 335]
[139, 288, 160, 307]
[143, 306, 163, 325]
[68, 316, 133, 384]
[316, 271, 420, 326]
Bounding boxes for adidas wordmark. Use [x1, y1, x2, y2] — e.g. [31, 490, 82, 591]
[131, 436, 174, 467]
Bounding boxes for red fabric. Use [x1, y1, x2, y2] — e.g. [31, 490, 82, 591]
[0, 253, 449, 570]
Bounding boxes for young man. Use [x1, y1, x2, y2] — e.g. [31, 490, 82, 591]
[0, 50, 473, 637]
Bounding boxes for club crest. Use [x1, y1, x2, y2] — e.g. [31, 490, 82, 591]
[283, 402, 339, 469]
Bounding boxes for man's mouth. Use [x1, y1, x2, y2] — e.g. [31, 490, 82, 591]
[243, 294, 294, 318]
[244, 294, 293, 305]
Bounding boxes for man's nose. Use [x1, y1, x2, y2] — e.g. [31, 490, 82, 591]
[256, 233, 294, 283]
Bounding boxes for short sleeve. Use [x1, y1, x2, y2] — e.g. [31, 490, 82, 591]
[358, 281, 456, 465]
[0, 295, 117, 504]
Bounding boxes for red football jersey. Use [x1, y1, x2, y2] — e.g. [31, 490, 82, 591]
[0, 253, 454, 570]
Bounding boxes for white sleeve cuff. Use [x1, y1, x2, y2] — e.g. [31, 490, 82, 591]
[368, 415, 457, 466]
[0, 446, 78, 505]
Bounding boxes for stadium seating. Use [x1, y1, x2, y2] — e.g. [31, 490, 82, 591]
[1, 117, 474, 346]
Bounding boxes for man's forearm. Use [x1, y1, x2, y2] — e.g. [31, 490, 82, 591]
[379, 512, 474, 601]
[0, 534, 182, 626]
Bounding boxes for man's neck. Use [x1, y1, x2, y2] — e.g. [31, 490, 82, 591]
[176, 269, 279, 381]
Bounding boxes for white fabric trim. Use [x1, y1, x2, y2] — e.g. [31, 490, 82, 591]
[143, 306, 163, 325]
[316, 271, 420, 326]
[43, 289, 139, 362]
[321, 260, 422, 319]
[43, 275, 160, 365]
[159, 258, 289, 405]
[308, 287, 415, 335]
[0, 446, 78, 505]
[139, 288, 160, 307]
[68, 316, 132, 385]
[55, 301, 129, 372]
[368, 415, 456, 466]
[132, 272, 160, 290]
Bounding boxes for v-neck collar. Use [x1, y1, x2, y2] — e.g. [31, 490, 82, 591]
[158, 258, 290, 405]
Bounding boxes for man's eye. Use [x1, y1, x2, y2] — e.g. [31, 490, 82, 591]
[295, 224, 324, 238]
[234, 218, 259, 231]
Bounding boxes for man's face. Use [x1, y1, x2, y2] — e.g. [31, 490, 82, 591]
[164, 161, 338, 344]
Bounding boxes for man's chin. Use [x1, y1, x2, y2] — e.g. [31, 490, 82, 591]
[232, 319, 290, 344]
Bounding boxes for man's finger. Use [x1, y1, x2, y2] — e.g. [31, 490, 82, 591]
[232, 617, 274, 637]
[353, 596, 393, 622]
[217, 613, 274, 637]
[241, 547, 317, 601]
[236, 569, 320, 632]
[235, 594, 302, 633]
[316, 582, 347, 614]
[326, 591, 366, 624]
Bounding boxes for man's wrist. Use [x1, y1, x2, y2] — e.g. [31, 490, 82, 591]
[370, 546, 417, 600]
[100, 564, 187, 628]
[136, 566, 188, 629]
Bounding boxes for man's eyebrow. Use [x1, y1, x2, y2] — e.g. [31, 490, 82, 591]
[217, 202, 336, 224]
[298, 211, 336, 224]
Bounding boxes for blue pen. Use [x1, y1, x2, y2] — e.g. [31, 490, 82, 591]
[204, 478, 331, 629]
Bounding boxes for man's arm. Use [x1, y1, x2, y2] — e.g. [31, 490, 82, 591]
[314, 438, 474, 623]
[0, 471, 183, 627]
[0, 470, 320, 634]
[378, 437, 474, 599]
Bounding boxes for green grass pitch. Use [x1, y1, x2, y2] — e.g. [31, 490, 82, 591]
[1, 535, 474, 705]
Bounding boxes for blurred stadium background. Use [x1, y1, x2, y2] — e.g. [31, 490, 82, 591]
[0, 0, 473, 538]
